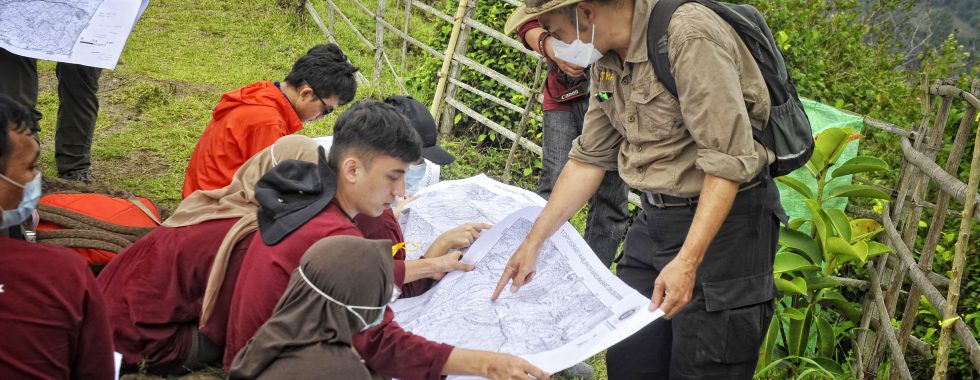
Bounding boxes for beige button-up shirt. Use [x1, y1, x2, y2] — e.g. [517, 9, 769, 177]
[569, 0, 771, 198]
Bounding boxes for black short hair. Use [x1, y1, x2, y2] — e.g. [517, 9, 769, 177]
[284, 44, 359, 105]
[328, 100, 422, 171]
[0, 95, 33, 172]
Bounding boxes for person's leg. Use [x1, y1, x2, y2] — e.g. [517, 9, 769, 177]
[54, 62, 101, 180]
[584, 170, 630, 267]
[606, 203, 684, 379]
[535, 109, 578, 200]
[0, 49, 41, 132]
[667, 182, 780, 379]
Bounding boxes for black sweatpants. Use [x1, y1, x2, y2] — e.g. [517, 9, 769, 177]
[0, 48, 101, 176]
[606, 178, 785, 379]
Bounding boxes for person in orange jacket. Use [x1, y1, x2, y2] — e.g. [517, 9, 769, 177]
[182, 44, 359, 198]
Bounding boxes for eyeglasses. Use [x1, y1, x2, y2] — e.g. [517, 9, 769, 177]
[312, 90, 335, 116]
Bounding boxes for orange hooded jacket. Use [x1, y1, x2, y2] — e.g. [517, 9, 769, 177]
[182, 81, 303, 198]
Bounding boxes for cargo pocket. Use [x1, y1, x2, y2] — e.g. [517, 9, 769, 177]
[698, 272, 775, 364]
[629, 80, 681, 141]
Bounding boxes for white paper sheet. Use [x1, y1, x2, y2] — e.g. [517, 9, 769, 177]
[391, 206, 662, 377]
[113, 352, 122, 380]
[0, 0, 147, 69]
[397, 174, 546, 260]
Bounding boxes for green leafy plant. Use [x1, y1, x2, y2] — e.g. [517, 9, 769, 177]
[757, 127, 893, 378]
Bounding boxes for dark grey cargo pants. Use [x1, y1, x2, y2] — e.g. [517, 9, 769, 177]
[607, 178, 784, 379]
[0, 48, 101, 176]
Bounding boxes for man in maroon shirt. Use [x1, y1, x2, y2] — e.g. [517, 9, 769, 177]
[226, 100, 550, 380]
[0, 95, 115, 379]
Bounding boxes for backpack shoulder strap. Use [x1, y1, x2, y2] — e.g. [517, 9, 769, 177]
[647, 0, 693, 99]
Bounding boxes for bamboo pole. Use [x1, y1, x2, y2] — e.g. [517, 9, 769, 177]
[867, 264, 915, 380]
[892, 81, 980, 379]
[401, 0, 411, 76]
[868, 89, 956, 373]
[438, 0, 477, 135]
[883, 210, 980, 371]
[430, 0, 471, 122]
[934, 98, 980, 380]
[859, 79, 936, 369]
[504, 60, 543, 184]
[374, 0, 386, 84]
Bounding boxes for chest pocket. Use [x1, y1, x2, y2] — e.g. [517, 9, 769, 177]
[629, 80, 682, 141]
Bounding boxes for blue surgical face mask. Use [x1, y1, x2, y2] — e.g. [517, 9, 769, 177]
[0, 172, 41, 230]
[298, 266, 401, 331]
[405, 162, 427, 191]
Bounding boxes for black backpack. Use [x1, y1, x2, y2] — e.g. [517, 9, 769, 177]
[647, 0, 813, 177]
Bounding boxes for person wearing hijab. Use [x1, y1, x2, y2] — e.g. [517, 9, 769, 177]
[225, 100, 550, 380]
[229, 236, 395, 380]
[97, 135, 322, 375]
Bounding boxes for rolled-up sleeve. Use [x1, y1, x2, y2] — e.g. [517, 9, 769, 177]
[670, 33, 761, 184]
[568, 80, 623, 170]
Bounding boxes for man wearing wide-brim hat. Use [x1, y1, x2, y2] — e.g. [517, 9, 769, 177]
[495, 0, 786, 378]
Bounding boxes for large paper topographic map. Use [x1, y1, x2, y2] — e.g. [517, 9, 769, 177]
[392, 203, 662, 377]
[0, 0, 145, 68]
[0, 0, 104, 55]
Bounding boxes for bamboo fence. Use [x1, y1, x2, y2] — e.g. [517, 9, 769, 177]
[303, 1, 980, 376]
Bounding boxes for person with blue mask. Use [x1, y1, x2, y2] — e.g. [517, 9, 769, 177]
[0, 94, 115, 379]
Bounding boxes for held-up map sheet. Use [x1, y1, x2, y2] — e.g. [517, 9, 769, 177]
[0, 0, 147, 69]
[398, 174, 547, 260]
[391, 206, 663, 377]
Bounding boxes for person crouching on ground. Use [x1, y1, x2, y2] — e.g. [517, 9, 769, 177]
[229, 236, 398, 379]
[224, 100, 550, 380]
[182, 43, 358, 198]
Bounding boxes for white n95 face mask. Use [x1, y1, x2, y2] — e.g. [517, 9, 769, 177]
[552, 7, 603, 68]
[298, 266, 401, 331]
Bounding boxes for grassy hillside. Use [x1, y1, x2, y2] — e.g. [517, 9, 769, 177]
[34, 0, 595, 378]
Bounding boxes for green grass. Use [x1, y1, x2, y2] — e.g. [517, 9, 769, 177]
[32, 0, 607, 378]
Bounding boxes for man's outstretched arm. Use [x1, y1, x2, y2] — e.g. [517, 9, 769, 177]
[491, 159, 605, 301]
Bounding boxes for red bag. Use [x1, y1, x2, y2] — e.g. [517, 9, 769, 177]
[36, 193, 161, 266]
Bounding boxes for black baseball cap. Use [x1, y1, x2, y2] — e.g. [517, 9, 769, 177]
[384, 95, 455, 165]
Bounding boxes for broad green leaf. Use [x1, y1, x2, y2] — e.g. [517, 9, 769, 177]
[825, 208, 852, 242]
[826, 236, 858, 261]
[828, 132, 862, 166]
[851, 240, 870, 263]
[826, 184, 891, 200]
[811, 127, 854, 172]
[805, 199, 830, 249]
[940, 317, 961, 328]
[759, 314, 780, 369]
[867, 241, 892, 257]
[788, 217, 808, 230]
[779, 227, 821, 265]
[788, 316, 805, 357]
[831, 156, 890, 178]
[805, 275, 841, 290]
[819, 290, 861, 322]
[850, 219, 883, 242]
[775, 251, 820, 273]
[777, 176, 814, 199]
[783, 307, 807, 320]
[816, 315, 837, 361]
[810, 356, 846, 376]
[776, 277, 807, 296]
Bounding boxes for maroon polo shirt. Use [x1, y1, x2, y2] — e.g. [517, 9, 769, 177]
[97, 218, 255, 372]
[0, 237, 114, 380]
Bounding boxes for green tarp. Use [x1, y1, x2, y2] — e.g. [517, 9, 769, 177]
[776, 98, 865, 221]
